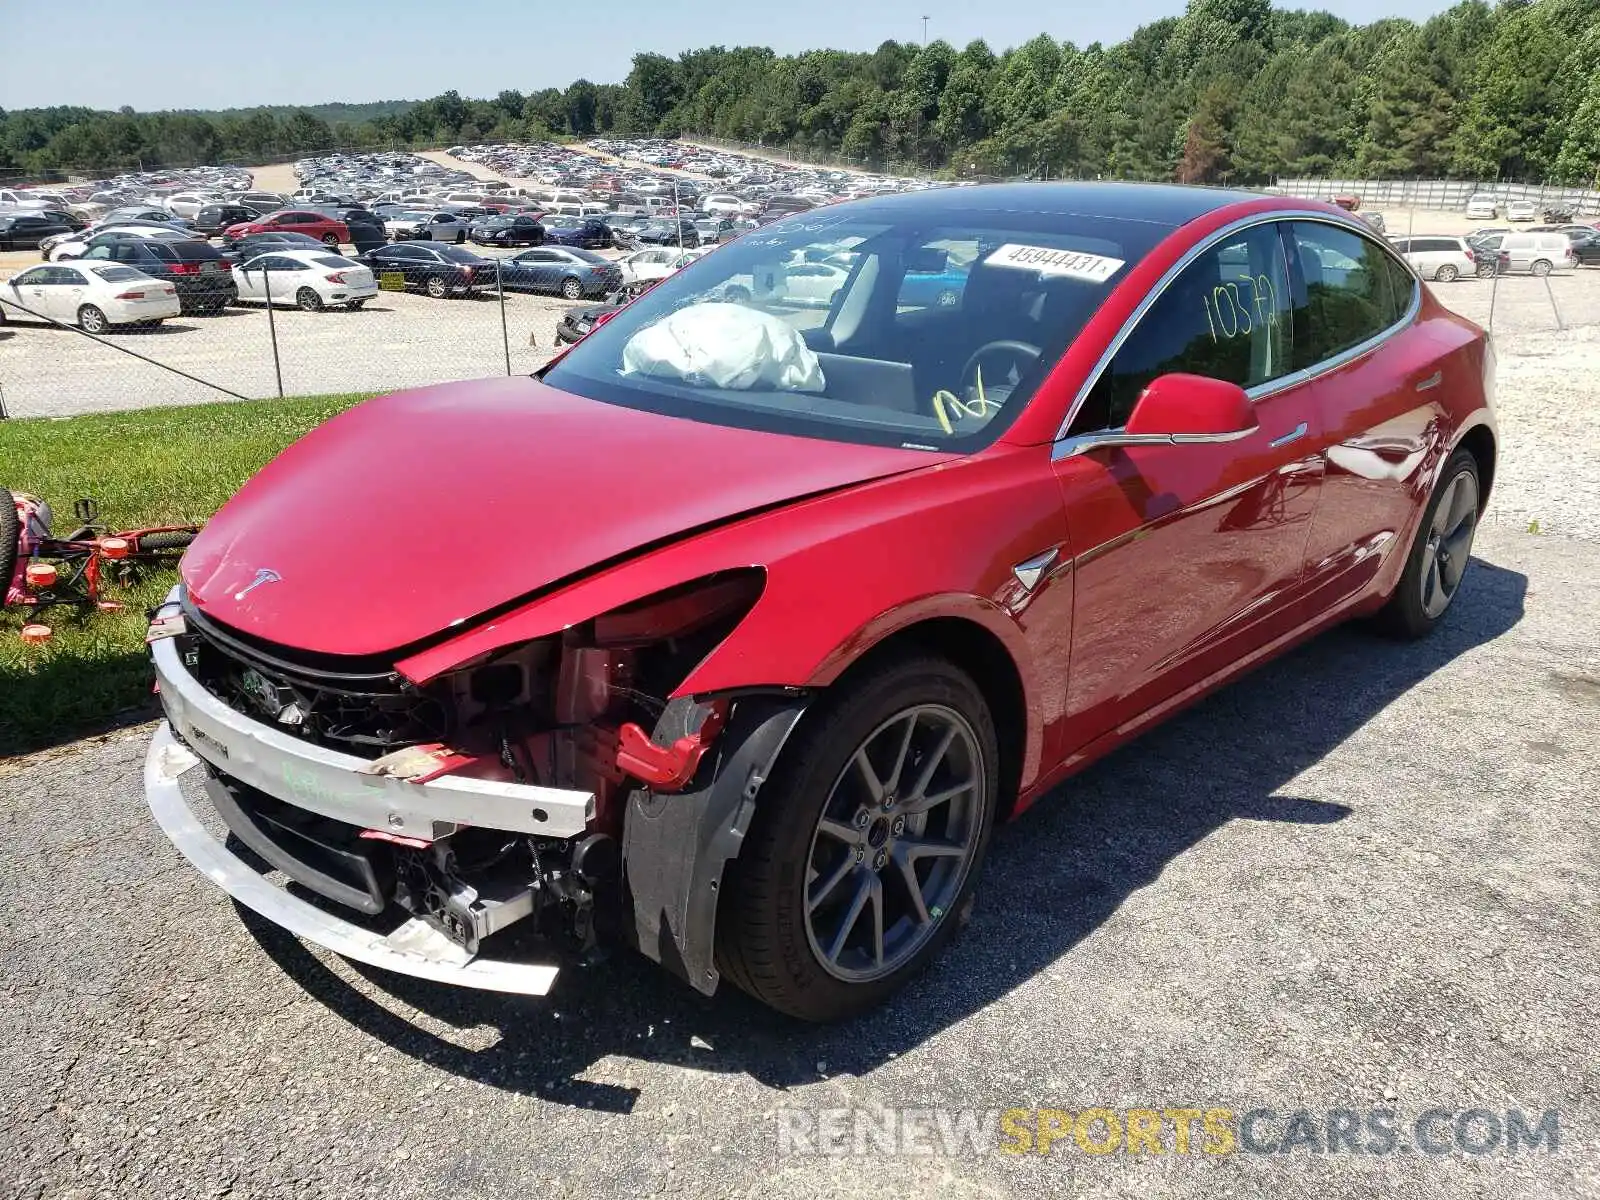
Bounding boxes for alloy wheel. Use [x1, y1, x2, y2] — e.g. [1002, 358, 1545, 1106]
[1420, 469, 1478, 619]
[803, 704, 986, 983]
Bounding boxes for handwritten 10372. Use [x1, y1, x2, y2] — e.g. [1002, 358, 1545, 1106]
[1203, 274, 1283, 342]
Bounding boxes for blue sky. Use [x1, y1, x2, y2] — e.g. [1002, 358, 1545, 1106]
[2, 0, 1456, 111]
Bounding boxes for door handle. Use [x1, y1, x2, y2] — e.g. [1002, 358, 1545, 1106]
[1414, 370, 1443, 392]
[1268, 421, 1309, 449]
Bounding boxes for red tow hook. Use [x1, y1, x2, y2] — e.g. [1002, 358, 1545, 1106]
[616, 702, 728, 791]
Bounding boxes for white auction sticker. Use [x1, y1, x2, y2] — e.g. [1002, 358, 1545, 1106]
[984, 244, 1126, 282]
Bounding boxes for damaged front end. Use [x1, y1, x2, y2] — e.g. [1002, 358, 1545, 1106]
[145, 569, 806, 996]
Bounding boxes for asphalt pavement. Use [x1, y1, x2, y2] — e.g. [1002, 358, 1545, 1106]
[1, 524, 1596, 1200]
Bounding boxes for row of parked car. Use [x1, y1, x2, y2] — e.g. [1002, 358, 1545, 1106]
[1388, 222, 1600, 281]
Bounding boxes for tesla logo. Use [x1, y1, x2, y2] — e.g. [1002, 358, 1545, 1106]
[234, 568, 282, 601]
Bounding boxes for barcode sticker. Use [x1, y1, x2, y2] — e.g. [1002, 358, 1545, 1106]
[984, 244, 1125, 282]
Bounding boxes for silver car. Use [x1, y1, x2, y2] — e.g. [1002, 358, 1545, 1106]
[390, 211, 473, 243]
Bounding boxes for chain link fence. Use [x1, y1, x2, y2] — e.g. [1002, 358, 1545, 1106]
[1273, 177, 1600, 216]
[0, 252, 584, 418]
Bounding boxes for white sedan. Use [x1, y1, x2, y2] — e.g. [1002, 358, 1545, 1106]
[0, 262, 180, 332]
[48, 224, 192, 262]
[617, 247, 706, 287]
[232, 249, 377, 311]
[777, 261, 851, 307]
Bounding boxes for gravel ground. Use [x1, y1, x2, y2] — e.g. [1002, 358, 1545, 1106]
[1, 523, 1597, 1200]
[0, 279, 573, 414]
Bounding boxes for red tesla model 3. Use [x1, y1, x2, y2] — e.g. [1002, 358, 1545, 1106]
[146, 183, 1495, 1020]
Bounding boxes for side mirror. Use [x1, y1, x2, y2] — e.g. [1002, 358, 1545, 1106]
[1058, 373, 1258, 459]
[1125, 373, 1258, 440]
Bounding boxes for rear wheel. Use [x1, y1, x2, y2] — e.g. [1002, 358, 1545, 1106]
[296, 287, 323, 312]
[1434, 264, 1459, 283]
[561, 276, 584, 300]
[425, 275, 448, 299]
[322, 234, 340, 248]
[77, 305, 108, 334]
[717, 657, 999, 1021]
[1531, 259, 1552, 277]
[347, 298, 367, 310]
[455, 230, 466, 244]
[1374, 448, 1480, 639]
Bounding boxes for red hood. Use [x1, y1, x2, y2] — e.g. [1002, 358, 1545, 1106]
[182, 377, 948, 656]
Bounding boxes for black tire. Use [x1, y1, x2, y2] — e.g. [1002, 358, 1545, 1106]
[347, 298, 367, 310]
[723, 284, 751, 303]
[296, 287, 323, 312]
[0, 487, 18, 600]
[322, 234, 340, 248]
[455, 230, 465, 244]
[1434, 264, 1459, 283]
[716, 656, 1000, 1021]
[136, 529, 196, 553]
[77, 305, 108, 334]
[1531, 259, 1552, 277]
[1373, 447, 1481, 639]
[560, 276, 584, 300]
[425, 275, 448, 299]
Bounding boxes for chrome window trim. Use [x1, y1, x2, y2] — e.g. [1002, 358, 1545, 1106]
[1051, 210, 1421, 455]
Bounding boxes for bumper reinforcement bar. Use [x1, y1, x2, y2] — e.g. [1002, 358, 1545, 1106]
[145, 724, 560, 995]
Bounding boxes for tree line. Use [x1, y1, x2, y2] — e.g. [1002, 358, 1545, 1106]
[3, 0, 1599, 186]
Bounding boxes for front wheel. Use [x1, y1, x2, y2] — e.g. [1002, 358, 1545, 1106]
[717, 657, 1000, 1021]
[560, 276, 584, 300]
[77, 305, 108, 334]
[1374, 448, 1480, 639]
[296, 287, 324, 312]
[1434, 264, 1459, 283]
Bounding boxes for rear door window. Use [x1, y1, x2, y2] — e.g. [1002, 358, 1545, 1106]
[1286, 222, 1410, 370]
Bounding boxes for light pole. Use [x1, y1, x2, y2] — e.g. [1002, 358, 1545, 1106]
[921, 15, 929, 45]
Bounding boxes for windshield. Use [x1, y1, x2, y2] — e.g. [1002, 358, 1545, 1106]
[545, 206, 1167, 451]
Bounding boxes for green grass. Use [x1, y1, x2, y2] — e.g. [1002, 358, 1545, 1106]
[1, 394, 371, 757]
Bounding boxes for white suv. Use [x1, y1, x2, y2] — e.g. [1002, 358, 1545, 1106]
[1391, 236, 1476, 282]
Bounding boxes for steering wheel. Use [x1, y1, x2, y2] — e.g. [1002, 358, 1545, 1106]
[960, 340, 1043, 398]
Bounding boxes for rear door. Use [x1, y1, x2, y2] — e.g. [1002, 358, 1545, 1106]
[1288, 220, 1439, 605]
[1054, 218, 1323, 749]
[52, 265, 91, 320]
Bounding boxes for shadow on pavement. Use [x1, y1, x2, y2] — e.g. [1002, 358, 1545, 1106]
[239, 555, 1528, 1113]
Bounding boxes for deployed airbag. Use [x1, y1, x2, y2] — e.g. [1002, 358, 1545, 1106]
[620, 303, 826, 393]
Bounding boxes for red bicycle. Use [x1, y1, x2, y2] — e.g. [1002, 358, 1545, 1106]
[3, 487, 200, 642]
